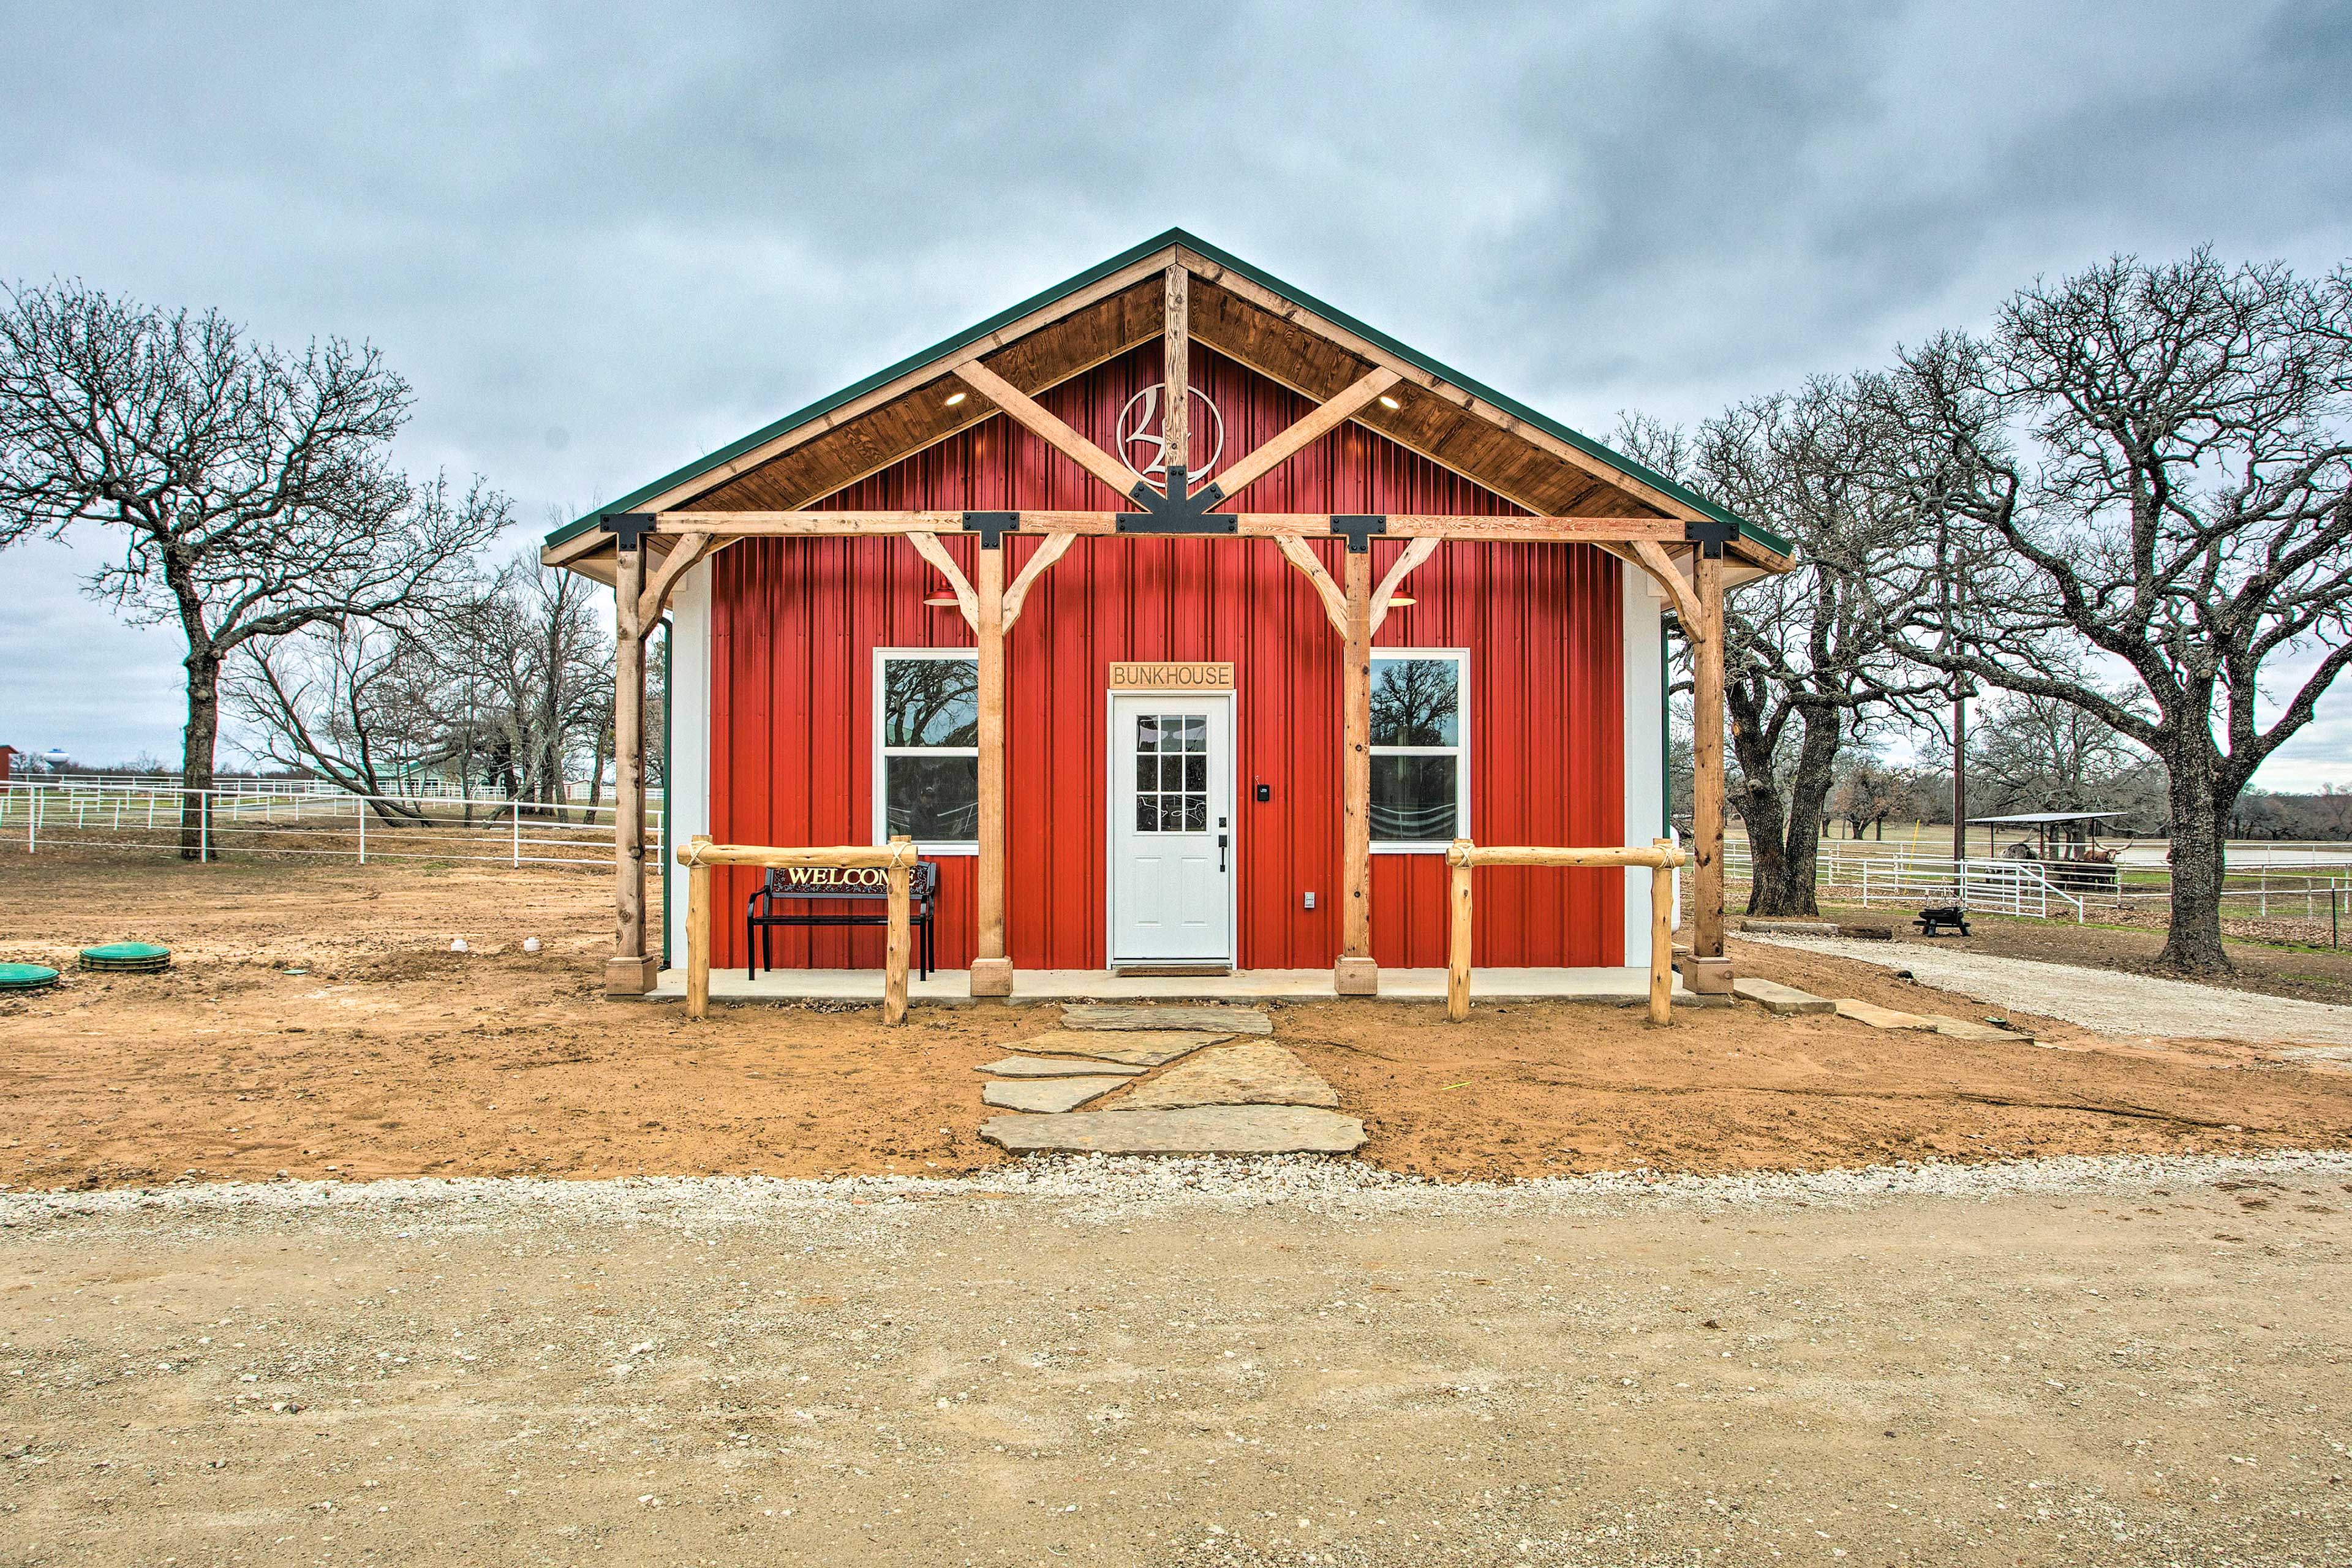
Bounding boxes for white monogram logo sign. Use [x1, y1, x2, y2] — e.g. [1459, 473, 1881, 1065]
[1116, 384, 1225, 488]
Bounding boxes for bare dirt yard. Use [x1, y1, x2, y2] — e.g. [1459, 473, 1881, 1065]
[4, 1156, 2349, 1565]
[4, 852, 2352, 1188]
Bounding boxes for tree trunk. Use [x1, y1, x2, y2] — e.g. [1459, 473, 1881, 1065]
[1727, 689, 1789, 918]
[2157, 742, 2232, 974]
[179, 651, 222, 861]
[1753, 710, 1841, 916]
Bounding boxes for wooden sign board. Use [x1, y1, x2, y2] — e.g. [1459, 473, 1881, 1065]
[1108, 661, 1235, 691]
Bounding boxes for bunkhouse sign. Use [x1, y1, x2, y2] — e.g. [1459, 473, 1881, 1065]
[1107, 661, 1235, 690]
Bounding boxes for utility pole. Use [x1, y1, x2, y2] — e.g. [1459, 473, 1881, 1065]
[1951, 675, 1968, 866]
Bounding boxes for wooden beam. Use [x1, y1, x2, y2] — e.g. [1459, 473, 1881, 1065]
[954, 360, 1142, 502]
[883, 834, 913, 1027]
[1370, 536, 1439, 637]
[1691, 549, 1727, 962]
[623, 249, 1175, 516]
[1335, 547, 1376, 996]
[1208, 366, 1401, 502]
[1001, 530, 1077, 632]
[969, 545, 1012, 998]
[637, 533, 712, 627]
[1272, 532, 1348, 636]
[1630, 539, 1702, 626]
[606, 541, 654, 997]
[1163, 263, 1189, 491]
[906, 531, 979, 629]
[1182, 252, 1711, 524]
[652, 510, 1692, 545]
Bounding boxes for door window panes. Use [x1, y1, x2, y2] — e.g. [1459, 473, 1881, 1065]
[1133, 712, 1207, 834]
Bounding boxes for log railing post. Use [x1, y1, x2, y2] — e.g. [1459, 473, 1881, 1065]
[685, 834, 712, 1020]
[885, 832, 913, 1027]
[1446, 839, 1474, 1022]
[1648, 839, 1675, 1027]
[1442, 842, 1684, 1025]
[1335, 546, 1377, 995]
[970, 542, 1012, 998]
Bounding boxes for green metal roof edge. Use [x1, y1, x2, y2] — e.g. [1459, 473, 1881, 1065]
[548, 227, 1787, 559]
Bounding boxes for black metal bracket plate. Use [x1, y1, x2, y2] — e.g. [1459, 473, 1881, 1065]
[1115, 462, 1238, 535]
[1331, 514, 1386, 554]
[962, 511, 1020, 549]
[603, 512, 657, 551]
[1684, 518, 1740, 559]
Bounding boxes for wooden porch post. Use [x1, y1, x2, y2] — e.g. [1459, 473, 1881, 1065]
[1691, 549, 1728, 961]
[606, 540, 657, 995]
[1335, 546, 1378, 995]
[969, 541, 1014, 997]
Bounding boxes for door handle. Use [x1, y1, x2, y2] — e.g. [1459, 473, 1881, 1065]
[1217, 832, 1229, 873]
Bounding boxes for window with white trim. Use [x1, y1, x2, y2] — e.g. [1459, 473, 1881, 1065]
[1369, 650, 1468, 850]
[873, 649, 978, 851]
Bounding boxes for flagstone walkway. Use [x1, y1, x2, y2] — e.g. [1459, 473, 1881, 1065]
[974, 1005, 1366, 1155]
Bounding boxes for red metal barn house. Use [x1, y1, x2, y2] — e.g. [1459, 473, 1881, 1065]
[544, 232, 1789, 1003]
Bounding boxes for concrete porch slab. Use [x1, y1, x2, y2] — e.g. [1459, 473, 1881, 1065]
[645, 967, 1689, 1005]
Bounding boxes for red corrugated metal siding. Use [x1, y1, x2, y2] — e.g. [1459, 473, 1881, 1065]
[709, 342, 1624, 971]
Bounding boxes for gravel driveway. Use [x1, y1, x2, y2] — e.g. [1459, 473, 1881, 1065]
[1747, 933, 2352, 1046]
[6, 1153, 2351, 1566]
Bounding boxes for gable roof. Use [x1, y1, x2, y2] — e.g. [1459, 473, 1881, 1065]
[543, 229, 1788, 560]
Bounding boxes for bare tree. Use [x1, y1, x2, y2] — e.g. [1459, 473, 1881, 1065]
[422, 550, 614, 811]
[230, 619, 453, 820]
[0, 281, 505, 856]
[1624, 381, 1940, 916]
[1967, 687, 2161, 821]
[1868, 251, 2352, 971]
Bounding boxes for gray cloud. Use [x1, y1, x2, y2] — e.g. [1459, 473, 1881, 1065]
[2, 0, 2347, 786]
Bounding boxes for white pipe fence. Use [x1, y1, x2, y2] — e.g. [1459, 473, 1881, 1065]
[0, 778, 662, 870]
[1725, 839, 2352, 925]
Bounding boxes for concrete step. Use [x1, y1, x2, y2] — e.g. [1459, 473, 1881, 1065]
[1731, 976, 1836, 1015]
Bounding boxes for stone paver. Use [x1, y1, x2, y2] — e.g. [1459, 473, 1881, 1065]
[978, 1106, 1367, 1155]
[1732, 976, 1835, 1015]
[1060, 1004, 1272, 1036]
[980, 1077, 1131, 1114]
[1833, 998, 1937, 1030]
[1920, 1013, 2037, 1044]
[1110, 1043, 1339, 1111]
[975, 1055, 1147, 1079]
[1006, 1030, 1227, 1066]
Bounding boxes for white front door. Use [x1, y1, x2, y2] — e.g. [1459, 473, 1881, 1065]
[1109, 694, 1234, 965]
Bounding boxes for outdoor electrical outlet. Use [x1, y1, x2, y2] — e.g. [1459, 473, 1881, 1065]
[1303, 891, 1316, 910]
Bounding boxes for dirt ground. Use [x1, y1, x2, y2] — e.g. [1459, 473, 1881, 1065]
[4, 1161, 2349, 1566]
[4, 853, 2352, 1188]
[1803, 900, 2352, 1006]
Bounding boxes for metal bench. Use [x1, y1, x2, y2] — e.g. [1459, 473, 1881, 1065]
[1914, 904, 1970, 938]
[746, 860, 937, 979]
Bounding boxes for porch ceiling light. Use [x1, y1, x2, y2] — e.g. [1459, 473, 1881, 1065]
[1376, 394, 1401, 410]
[944, 390, 968, 407]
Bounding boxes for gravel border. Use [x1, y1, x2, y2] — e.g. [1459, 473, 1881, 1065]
[4, 1148, 2348, 1236]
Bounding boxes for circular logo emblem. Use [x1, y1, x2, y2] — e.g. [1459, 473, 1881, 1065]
[1116, 384, 1225, 487]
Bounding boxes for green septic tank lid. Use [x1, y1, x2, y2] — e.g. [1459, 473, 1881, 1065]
[0, 962, 60, 989]
[80, 943, 171, 962]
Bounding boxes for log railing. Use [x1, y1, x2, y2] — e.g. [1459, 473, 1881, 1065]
[675, 835, 920, 1024]
[1444, 839, 1687, 1025]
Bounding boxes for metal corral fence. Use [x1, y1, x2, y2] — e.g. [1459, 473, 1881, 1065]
[1726, 839, 2352, 934]
[0, 778, 662, 869]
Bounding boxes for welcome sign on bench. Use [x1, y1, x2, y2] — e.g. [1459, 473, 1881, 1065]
[771, 864, 896, 894]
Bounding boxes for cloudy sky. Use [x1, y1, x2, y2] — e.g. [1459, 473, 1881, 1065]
[5, 0, 2349, 786]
